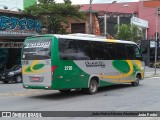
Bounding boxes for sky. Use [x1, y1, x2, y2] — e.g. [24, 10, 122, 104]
[0, 0, 139, 11]
[0, 0, 23, 11]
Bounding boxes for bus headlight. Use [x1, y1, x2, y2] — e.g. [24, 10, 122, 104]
[8, 72, 14, 76]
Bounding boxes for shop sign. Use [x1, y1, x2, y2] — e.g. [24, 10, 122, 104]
[0, 31, 38, 36]
[0, 42, 23, 48]
[131, 17, 148, 28]
[0, 15, 41, 36]
[150, 41, 155, 47]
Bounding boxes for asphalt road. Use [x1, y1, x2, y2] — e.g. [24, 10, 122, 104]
[0, 77, 160, 120]
[1, 77, 160, 111]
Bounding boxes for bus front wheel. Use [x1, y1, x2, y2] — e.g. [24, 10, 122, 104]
[88, 79, 98, 94]
[131, 75, 140, 86]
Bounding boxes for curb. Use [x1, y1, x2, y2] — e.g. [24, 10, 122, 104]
[145, 75, 160, 78]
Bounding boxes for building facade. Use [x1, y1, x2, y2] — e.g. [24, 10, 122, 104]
[0, 10, 41, 70]
[80, 1, 159, 40]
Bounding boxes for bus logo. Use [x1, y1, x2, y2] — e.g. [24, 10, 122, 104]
[22, 60, 46, 74]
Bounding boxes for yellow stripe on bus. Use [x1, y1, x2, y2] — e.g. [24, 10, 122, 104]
[105, 39, 117, 43]
[111, 80, 135, 83]
[99, 60, 134, 79]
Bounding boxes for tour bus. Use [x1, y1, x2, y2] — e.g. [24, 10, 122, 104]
[22, 34, 145, 94]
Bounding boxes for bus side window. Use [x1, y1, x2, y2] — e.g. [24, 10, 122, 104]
[105, 43, 116, 60]
[126, 44, 136, 60]
[59, 39, 77, 60]
[76, 40, 92, 60]
[91, 41, 106, 60]
[134, 45, 143, 61]
[115, 43, 128, 60]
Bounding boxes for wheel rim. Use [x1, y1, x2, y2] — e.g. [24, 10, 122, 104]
[90, 82, 97, 93]
[16, 76, 22, 82]
[135, 76, 139, 85]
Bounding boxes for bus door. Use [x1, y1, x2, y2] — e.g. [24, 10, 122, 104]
[22, 39, 52, 88]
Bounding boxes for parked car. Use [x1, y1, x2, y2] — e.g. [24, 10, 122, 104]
[0, 65, 22, 83]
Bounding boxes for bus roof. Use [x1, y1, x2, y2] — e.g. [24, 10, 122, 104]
[26, 34, 137, 45]
[56, 34, 137, 45]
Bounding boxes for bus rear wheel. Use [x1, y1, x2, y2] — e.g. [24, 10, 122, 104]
[131, 75, 140, 86]
[88, 79, 98, 94]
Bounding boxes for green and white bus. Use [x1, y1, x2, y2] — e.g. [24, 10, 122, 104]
[22, 34, 145, 94]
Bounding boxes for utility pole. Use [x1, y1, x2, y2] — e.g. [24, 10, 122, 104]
[154, 7, 160, 75]
[89, 0, 93, 34]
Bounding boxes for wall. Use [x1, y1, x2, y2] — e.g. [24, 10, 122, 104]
[80, 2, 160, 39]
[138, 2, 158, 39]
[65, 14, 99, 35]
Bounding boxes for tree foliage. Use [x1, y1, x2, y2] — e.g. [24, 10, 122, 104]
[115, 24, 144, 42]
[23, 0, 86, 34]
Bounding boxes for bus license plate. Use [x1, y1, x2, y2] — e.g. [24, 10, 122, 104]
[29, 76, 44, 82]
[33, 77, 39, 81]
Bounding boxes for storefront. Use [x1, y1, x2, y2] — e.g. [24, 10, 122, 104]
[131, 17, 148, 39]
[0, 10, 41, 71]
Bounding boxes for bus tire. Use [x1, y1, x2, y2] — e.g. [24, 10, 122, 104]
[88, 79, 98, 94]
[59, 89, 71, 93]
[3, 81, 9, 83]
[131, 75, 140, 86]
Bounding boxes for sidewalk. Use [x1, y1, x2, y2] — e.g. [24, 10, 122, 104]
[145, 66, 160, 78]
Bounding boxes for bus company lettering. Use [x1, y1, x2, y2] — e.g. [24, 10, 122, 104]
[85, 61, 105, 68]
[25, 41, 51, 48]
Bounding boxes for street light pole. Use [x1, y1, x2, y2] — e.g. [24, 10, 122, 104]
[104, 14, 107, 36]
[89, 0, 93, 34]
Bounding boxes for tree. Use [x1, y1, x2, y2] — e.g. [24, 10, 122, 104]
[24, 0, 86, 34]
[115, 24, 144, 42]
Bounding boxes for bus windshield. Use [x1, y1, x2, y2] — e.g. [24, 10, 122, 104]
[22, 39, 51, 60]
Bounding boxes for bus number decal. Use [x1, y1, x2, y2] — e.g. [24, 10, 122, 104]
[65, 66, 72, 71]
